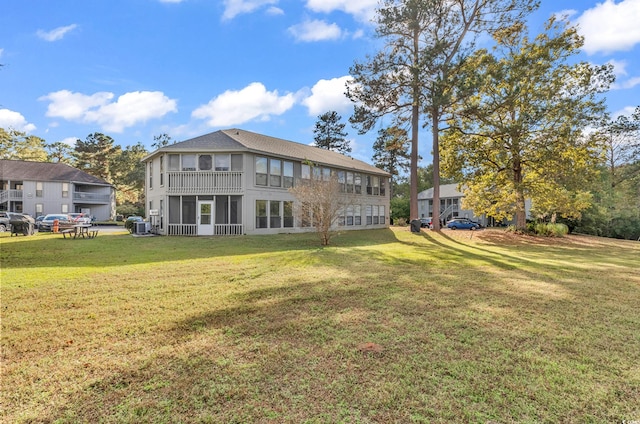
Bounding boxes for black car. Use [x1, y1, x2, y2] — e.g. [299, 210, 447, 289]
[419, 217, 433, 228]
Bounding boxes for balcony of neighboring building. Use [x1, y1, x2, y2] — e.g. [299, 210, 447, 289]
[73, 190, 112, 204]
[0, 189, 24, 204]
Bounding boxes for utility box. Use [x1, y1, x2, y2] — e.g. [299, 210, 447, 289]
[135, 222, 147, 234]
[410, 219, 421, 233]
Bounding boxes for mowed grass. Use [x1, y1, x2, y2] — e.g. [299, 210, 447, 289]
[1, 227, 639, 423]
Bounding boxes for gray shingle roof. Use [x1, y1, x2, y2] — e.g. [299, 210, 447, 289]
[149, 129, 389, 176]
[0, 159, 111, 185]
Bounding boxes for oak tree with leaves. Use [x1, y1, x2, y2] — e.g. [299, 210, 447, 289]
[441, 18, 614, 229]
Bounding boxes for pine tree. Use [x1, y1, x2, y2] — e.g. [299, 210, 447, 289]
[313, 111, 350, 155]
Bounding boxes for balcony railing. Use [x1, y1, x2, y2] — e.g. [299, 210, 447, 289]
[167, 171, 243, 194]
[166, 224, 243, 236]
[0, 190, 23, 203]
[73, 191, 111, 203]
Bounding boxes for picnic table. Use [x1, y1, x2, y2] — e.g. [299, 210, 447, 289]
[61, 225, 99, 239]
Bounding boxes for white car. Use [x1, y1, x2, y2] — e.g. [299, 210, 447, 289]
[69, 213, 92, 225]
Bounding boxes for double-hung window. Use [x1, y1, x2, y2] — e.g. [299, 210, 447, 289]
[256, 157, 268, 186]
[270, 159, 282, 187]
[283, 162, 294, 188]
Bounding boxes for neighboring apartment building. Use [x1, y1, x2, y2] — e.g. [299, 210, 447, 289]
[418, 183, 531, 226]
[143, 129, 390, 236]
[0, 159, 116, 220]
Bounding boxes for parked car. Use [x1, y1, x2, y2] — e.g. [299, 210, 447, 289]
[35, 215, 45, 229]
[446, 217, 481, 230]
[0, 212, 11, 232]
[69, 213, 92, 225]
[420, 217, 433, 228]
[0, 212, 30, 232]
[39, 214, 75, 232]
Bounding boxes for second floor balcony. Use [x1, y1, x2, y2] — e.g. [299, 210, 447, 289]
[73, 191, 111, 203]
[166, 171, 243, 194]
[0, 189, 24, 203]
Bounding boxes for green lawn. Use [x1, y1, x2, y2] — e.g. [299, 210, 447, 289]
[1, 228, 639, 423]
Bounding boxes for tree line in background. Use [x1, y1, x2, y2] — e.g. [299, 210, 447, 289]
[0, 128, 162, 216]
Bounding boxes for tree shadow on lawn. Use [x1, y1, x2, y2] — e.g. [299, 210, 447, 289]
[32, 246, 640, 422]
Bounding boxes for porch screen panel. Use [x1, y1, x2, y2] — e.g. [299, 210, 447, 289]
[215, 195, 229, 224]
[231, 155, 243, 172]
[230, 196, 242, 224]
[182, 196, 196, 224]
[215, 154, 230, 171]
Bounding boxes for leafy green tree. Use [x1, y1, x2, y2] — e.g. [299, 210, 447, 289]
[441, 18, 613, 229]
[74, 133, 119, 182]
[0, 128, 48, 161]
[111, 142, 148, 206]
[313, 111, 350, 154]
[372, 126, 410, 197]
[348, 0, 536, 228]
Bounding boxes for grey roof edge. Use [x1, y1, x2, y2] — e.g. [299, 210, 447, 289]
[0, 159, 113, 186]
[143, 129, 390, 177]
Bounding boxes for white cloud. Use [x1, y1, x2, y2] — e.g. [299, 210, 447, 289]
[0, 48, 4, 58]
[288, 19, 343, 42]
[266, 6, 284, 16]
[576, 0, 640, 54]
[192, 82, 295, 127]
[36, 24, 78, 42]
[0, 109, 37, 133]
[59, 137, 78, 146]
[305, 0, 377, 22]
[613, 105, 638, 118]
[222, 0, 278, 20]
[608, 59, 628, 76]
[40, 90, 177, 132]
[302, 76, 354, 116]
[554, 9, 577, 20]
[614, 76, 640, 89]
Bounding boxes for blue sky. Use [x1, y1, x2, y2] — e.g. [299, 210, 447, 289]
[1, 0, 639, 166]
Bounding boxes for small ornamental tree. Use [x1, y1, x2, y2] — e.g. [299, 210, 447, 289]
[289, 173, 349, 246]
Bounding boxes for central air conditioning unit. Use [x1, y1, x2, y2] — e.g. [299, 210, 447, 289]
[135, 221, 147, 234]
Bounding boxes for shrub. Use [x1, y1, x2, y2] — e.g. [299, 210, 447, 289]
[533, 223, 568, 237]
[396, 217, 408, 227]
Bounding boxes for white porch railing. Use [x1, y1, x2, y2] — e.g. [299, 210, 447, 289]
[167, 224, 198, 236]
[0, 190, 23, 203]
[167, 171, 243, 194]
[214, 224, 243, 235]
[166, 224, 244, 236]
